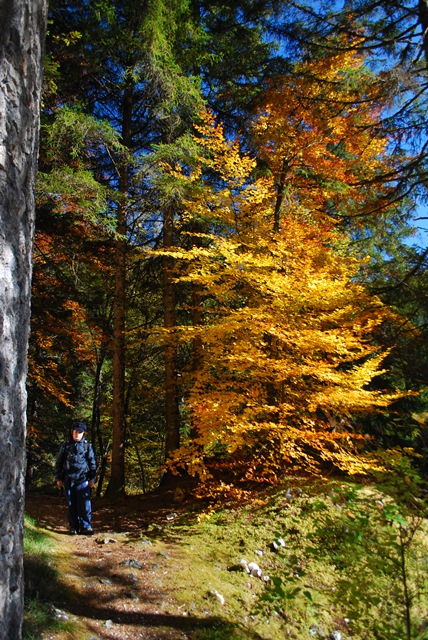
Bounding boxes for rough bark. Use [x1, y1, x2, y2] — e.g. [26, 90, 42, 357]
[0, 1, 47, 638]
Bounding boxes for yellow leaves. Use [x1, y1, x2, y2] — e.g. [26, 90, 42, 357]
[149, 60, 408, 484]
[52, 31, 82, 47]
[193, 110, 257, 186]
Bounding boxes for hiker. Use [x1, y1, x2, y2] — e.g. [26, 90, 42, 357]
[55, 421, 97, 535]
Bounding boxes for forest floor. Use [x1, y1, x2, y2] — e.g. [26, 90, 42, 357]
[25, 482, 217, 640]
[24, 475, 428, 640]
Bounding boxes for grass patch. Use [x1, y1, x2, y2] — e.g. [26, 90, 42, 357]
[156, 475, 428, 639]
[23, 516, 76, 640]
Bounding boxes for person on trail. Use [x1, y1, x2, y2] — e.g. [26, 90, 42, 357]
[55, 421, 97, 535]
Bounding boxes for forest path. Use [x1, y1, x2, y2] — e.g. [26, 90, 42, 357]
[25, 488, 205, 640]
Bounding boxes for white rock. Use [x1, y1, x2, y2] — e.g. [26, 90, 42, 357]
[238, 558, 249, 570]
[96, 536, 117, 544]
[248, 562, 262, 577]
[272, 537, 286, 551]
[48, 605, 69, 620]
[209, 589, 225, 605]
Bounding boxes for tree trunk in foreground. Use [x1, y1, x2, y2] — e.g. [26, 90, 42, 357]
[0, 1, 47, 638]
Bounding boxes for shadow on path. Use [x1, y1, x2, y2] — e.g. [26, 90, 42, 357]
[25, 490, 268, 640]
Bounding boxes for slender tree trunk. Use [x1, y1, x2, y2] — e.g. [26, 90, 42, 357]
[163, 202, 180, 456]
[267, 157, 290, 410]
[110, 199, 127, 493]
[190, 227, 204, 441]
[273, 157, 289, 233]
[398, 526, 412, 640]
[91, 354, 109, 495]
[127, 426, 147, 493]
[0, 1, 47, 637]
[123, 366, 147, 492]
[108, 78, 133, 495]
[192, 285, 204, 374]
[90, 355, 104, 458]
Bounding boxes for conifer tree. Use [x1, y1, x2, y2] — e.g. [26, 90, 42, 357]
[39, 0, 290, 491]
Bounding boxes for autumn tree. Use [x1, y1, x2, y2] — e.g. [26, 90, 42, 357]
[158, 50, 408, 481]
[38, 1, 116, 485]
[34, 0, 428, 492]
[270, 0, 428, 449]
[28, 112, 118, 485]
[40, 0, 202, 493]
[0, 1, 47, 637]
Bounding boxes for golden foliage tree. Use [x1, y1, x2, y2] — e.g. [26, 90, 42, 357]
[159, 49, 407, 481]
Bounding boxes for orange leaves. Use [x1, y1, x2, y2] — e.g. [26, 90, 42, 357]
[29, 219, 108, 407]
[251, 47, 393, 224]
[28, 353, 74, 408]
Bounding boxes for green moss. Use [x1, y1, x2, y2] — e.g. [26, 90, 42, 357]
[159, 477, 428, 639]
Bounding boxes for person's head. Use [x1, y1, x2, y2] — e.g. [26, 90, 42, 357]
[71, 421, 87, 441]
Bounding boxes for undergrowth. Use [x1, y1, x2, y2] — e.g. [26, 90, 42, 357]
[163, 465, 428, 639]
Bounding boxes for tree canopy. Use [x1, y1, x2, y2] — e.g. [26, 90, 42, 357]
[28, 0, 428, 494]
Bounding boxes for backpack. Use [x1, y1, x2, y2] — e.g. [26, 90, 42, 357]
[61, 438, 90, 475]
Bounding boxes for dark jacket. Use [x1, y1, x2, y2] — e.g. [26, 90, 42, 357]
[55, 437, 97, 486]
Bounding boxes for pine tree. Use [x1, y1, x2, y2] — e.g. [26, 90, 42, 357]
[40, 0, 291, 491]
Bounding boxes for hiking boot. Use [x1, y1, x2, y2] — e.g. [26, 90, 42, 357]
[81, 527, 94, 536]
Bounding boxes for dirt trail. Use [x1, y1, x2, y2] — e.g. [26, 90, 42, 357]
[25, 488, 204, 640]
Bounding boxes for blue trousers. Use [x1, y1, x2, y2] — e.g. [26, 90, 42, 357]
[65, 480, 92, 532]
